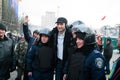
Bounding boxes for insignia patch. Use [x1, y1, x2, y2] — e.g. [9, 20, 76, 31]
[95, 58, 104, 68]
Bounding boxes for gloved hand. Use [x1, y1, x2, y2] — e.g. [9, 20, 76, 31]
[9, 66, 16, 72]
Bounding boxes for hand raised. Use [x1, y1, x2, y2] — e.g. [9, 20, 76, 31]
[24, 15, 29, 25]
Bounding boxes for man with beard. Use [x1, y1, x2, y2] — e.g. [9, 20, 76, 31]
[50, 17, 73, 80]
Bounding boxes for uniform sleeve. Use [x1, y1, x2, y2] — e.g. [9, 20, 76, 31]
[23, 24, 33, 43]
[91, 56, 106, 80]
[26, 45, 36, 72]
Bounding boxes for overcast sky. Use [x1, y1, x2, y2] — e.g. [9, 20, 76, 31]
[19, 0, 120, 29]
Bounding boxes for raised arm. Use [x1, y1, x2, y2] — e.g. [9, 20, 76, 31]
[23, 16, 33, 43]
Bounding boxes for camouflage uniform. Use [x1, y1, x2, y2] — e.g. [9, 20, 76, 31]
[15, 39, 28, 80]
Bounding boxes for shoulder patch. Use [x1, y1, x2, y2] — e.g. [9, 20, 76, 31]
[95, 58, 104, 68]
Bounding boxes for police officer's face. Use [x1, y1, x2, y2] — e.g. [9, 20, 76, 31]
[41, 35, 49, 43]
[0, 29, 5, 38]
[33, 33, 40, 38]
[56, 23, 66, 33]
[76, 37, 84, 48]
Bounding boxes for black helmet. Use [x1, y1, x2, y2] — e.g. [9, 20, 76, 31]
[74, 22, 96, 45]
[40, 28, 50, 37]
[33, 30, 39, 34]
[71, 20, 84, 26]
[70, 20, 85, 32]
[84, 33, 96, 45]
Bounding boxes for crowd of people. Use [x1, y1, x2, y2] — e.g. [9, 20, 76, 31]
[0, 16, 119, 80]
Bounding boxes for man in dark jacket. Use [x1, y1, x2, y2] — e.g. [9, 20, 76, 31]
[27, 28, 56, 80]
[23, 16, 40, 80]
[103, 37, 113, 74]
[50, 17, 73, 80]
[23, 16, 40, 51]
[0, 23, 16, 80]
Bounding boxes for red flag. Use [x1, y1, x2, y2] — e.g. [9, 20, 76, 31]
[101, 16, 106, 20]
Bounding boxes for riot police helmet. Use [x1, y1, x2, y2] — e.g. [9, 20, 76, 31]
[70, 20, 84, 32]
[74, 22, 96, 45]
[40, 28, 50, 37]
[33, 30, 39, 34]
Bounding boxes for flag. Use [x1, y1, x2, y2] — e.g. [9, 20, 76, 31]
[101, 16, 106, 21]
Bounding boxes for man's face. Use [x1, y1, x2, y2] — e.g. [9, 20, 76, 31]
[107, 40, 110, 44]
[56, 23, 66, 33]
[41, 35, 49, 43]
[33, 33, 40, 38]
[0, 29, 5, 38]
[76, 37, 84, 48]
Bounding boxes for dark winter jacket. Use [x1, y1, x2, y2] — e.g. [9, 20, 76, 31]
[50, 27, 73, 66]
[23, 24, 36, 66]
[82, 50, 106, 80]
[66, 47, 86, 80]
[66, 44, 106, 80]
[0, 36, 16, 79]
[27, 42, 56, 72]
[23, 24, 35, 51]
[103, 43, 113, 61]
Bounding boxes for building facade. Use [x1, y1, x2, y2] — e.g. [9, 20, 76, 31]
[41, 11, 57, 29]
[0, 0, 18, 31]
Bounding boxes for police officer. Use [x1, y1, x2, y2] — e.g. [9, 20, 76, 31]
[69, 20, 85, 46]
[23, 16, 40, 51]
[63, 22, 92, 80]
[63, 30, 86, 80]
[27, 28, 56, 80]
[75, 25, 106, 80]
[23, 16, 40, 80]
[0, 23, 16, 80]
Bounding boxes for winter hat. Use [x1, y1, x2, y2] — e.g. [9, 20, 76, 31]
[56, 17, 67, 24]
[107, 37, 111, 42]
[0, 23, 6, 31]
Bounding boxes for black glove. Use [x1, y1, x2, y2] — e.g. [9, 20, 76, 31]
[9, 66, 16, 72]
